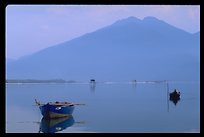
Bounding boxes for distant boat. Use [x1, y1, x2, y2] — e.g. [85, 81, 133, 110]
[169, 89, 180, 100]
[90, 79, 96, 83]
[35, 99, 75, 118]
[39, 115, 75, 133]
[169, 89, 181, 105]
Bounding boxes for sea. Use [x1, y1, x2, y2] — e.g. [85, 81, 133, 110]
[5, 81, 200, 133]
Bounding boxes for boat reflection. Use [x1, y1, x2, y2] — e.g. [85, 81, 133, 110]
[39, 115, 75, 133]
[169, 96, 180, 106]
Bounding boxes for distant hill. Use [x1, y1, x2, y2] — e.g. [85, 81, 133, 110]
[6, 58, 15, 63]
[6, 16, 200, 81]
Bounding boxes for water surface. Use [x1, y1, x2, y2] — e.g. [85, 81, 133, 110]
[6, 81, 200, 133]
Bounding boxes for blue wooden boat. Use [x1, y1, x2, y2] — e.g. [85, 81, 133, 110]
[39, 115, 75, 133]
[35, 100, 75, 118]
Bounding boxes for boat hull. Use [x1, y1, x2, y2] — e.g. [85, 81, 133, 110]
[39, 104, 74, 118]
[169, 93, 180, 100]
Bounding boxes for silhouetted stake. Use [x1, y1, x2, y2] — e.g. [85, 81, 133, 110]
[166, 81, 169, 112]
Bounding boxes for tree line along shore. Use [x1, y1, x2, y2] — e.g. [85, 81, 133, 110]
[6, 79, 77, 83]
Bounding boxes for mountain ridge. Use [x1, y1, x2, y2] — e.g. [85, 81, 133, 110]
[16, 16, 197, 61]
[6, 16, 200, 81]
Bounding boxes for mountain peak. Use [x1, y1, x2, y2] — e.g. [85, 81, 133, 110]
[126, 16, 141, 21]
[113, 16, 141, 26]
[143, 16, 165, 24]
[112, 16, 164, 27]
[143, 16, 160, 21]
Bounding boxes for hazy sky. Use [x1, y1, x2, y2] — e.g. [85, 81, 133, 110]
[6, 5, 200, 59]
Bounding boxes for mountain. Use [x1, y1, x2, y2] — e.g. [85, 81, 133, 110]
[6, 58, 15, 63]
[6, 16, 200, 81]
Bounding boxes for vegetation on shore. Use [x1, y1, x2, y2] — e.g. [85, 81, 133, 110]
[6, 79, 76, 83]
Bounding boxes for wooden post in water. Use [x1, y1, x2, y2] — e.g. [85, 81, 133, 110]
[166, 81, 169, 112]
[90, 79, 96, 93]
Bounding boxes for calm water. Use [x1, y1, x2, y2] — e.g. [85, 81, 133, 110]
[6, 81, 200, 133]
